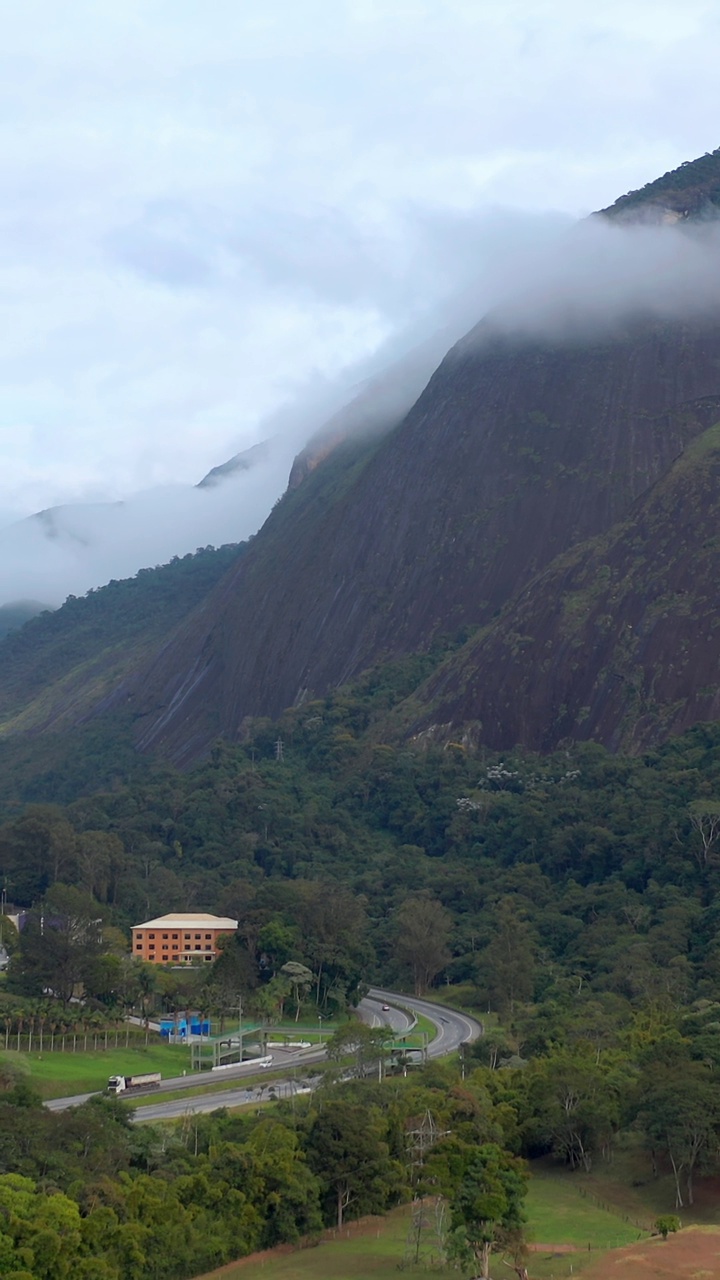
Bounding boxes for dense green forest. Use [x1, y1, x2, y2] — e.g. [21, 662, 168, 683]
[0, 1056, 534, 1279]
[3, 653, 720, 1274]
[4, 653, 720, 1004]
[4, 651, 720, 1010]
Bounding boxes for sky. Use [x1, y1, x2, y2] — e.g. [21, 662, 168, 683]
[1, 0, 719, 599]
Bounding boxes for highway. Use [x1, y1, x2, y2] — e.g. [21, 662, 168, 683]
[45, 989, 482, 1119]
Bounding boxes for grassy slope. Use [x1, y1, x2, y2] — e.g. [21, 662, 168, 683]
[193, 1151, 720, 1280]
[193, 1166, 647, 1280]
[0, 1041, 191, 1098]
[195, 1206, 445, 1280]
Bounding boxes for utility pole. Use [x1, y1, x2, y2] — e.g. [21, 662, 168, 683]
[275, 737, 284, 761]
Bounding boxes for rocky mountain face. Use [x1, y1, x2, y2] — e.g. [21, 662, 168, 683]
[13, 147, 720, 764]
[409, 414, 720, 754]
[127, 307, 720, 762]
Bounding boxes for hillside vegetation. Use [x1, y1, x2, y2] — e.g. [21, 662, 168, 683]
[0, 543, 245, 736]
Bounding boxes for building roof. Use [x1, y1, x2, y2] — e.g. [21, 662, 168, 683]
[132, 913, 239, 931]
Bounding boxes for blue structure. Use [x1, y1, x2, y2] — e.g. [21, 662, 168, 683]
[159, 1017, 210, 1038]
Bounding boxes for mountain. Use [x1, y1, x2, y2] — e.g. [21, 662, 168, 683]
[600, 147, 720, 222]
[0, 601, 51, 641]
[196, 440, 271, 488]
[0, 544, 244, 737]
[407, 415, 720, 753]
[6, 148, 720, 767]
[0, 446, 276, 609]
[125, 302, 720, 764]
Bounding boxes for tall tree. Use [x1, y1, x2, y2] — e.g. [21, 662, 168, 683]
[450, 1143, 528, 1280]
[638, 1060, 720, 1207]
[305, 1101, 398, 1227]
[393, 893, 451, 995]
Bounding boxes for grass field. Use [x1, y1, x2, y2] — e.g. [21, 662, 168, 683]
[0, 1042, 191, 1099]
[550, 1140, 720, 1228]
[196, 1206, 448, 1280]
[526, 1163, 648, 1249]
[193, 1161, 650, 1280]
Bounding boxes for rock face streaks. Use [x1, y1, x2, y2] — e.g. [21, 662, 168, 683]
[126, 314, 720, 764]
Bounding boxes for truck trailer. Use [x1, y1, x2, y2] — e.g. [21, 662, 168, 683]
[107, 1071, 161, 1095]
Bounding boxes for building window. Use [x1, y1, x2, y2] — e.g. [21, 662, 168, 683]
[162, 933, 168, 939]
[172, 933, 178, 940]
[195, 934, 201, 939]
[205, 945, 212, 951]
[195, 944, 201, 950]
[205, 934, 212, 939]
[184, 933, 190, 940]
[149, 933, 155, 940]
[135, 943, 142, 950]
[162, 944, 168, 950]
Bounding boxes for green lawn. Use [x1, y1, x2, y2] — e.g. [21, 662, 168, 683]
[526, 1162, 646, 1250]
[1, 1042, 191, 1099]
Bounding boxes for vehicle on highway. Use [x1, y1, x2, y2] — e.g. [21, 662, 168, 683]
[382, 1004, 390, 1011]
[107, 1071, 161, 1095]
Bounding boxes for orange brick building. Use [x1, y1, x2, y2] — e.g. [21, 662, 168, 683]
[131, 913, 239, 965]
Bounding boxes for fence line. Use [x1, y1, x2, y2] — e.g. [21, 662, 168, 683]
[1, 1027, 136, 1054]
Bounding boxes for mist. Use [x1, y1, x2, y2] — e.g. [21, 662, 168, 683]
[0, 208, 572, 609]
[3, 209, 720, 610]
[488, 215, 720, 340]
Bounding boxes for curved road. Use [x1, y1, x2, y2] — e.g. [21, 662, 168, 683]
[46, 990, 482, 1120]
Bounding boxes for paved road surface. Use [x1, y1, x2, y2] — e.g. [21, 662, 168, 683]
[46, 990, 482, 1119]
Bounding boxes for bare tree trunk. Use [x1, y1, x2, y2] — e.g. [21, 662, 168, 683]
[669, 1152, 684, 1209]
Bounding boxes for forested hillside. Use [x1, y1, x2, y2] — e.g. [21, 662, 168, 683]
[0, 543, 246, 736]
[4, 657, 720, 1014]
[3, 666, 720, 1274]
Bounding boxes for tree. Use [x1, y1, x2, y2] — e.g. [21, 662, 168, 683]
[476, 898, 536, 1017]
[295, 883, 369, 1009]
[638, 1061, 720, 1207]
[393, 894, 451, 995]
[305, 1101, 398, 1227]
[688, 800, 720, 869]
[280, 961, 313, 1021]
[450, 1143, 528, 1280]
[9, 885, 104, 1004]
[325, 1022, 391, 1079]
[523, 1048, 623, 1171]
[655, 1214, 680, 1239]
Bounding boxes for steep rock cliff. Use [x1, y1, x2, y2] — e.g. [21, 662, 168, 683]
[127, 312, 720, 764]
[409, 416, 720, 753]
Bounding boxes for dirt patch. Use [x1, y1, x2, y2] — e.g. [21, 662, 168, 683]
[583, 1227, 720, 1279]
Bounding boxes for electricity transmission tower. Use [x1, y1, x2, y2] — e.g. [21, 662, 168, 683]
[401, 1110, 449, 1269]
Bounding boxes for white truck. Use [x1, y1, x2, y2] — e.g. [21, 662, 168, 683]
[107, 1071, 161, 1095]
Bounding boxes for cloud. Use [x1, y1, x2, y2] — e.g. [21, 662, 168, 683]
[1, 1, 719, 512]
[0, 1, 719, 602]
[486, 218, 720, 340]
[4, 204, 720, 608]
